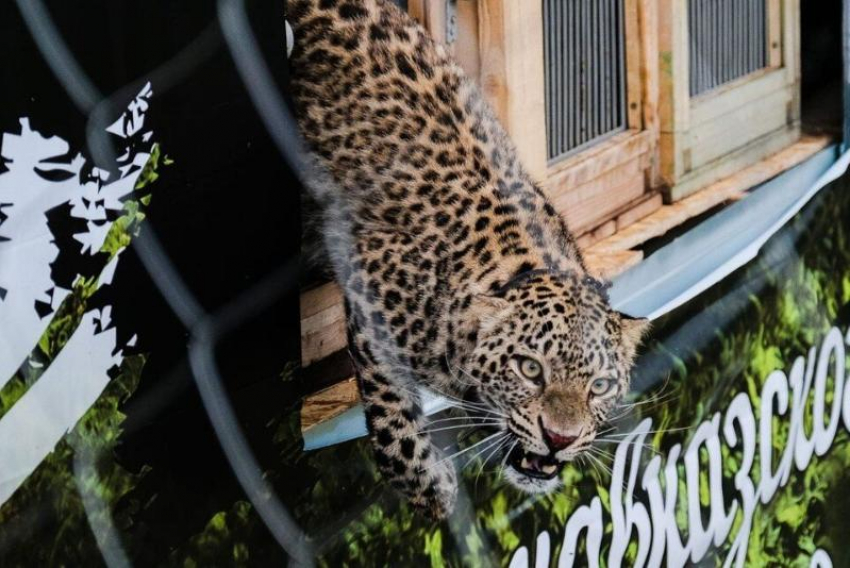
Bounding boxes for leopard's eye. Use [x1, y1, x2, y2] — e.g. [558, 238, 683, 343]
[518, 357, 543, 382]
[589, 378, 615, 397]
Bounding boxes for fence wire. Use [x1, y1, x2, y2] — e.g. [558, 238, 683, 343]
[13, 0, 315, 565]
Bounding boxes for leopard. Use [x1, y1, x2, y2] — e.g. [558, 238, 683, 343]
[288, 0, 649, 519]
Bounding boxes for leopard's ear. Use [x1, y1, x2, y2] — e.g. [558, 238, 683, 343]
[470, 295, 514, 335]
[618, 312, 650, 357]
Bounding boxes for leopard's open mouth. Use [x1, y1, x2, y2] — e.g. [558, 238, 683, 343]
[506, 445, 564, 480]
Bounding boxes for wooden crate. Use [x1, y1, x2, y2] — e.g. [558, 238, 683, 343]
[658, 0, 801, 202]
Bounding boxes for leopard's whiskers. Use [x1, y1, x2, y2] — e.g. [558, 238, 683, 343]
[593, 437, 662, 456]
[595, 424, 693, 439]
[391, 381, 505, 419]
[584, 451, 613, 480]
[425, 415, 503, 426]
[476, 435, 511, 480]
[442, 399, 505, 418]
[461, 432, 510, 471]
[421, 430, 504, 472]
[498, 439, 519, 475]
[424, 383, 506, 418]
[614, 373, 679, 413]
[580, 454, 603, 483]
[584, 446, 632, 492]
[422, 422, 505, 435]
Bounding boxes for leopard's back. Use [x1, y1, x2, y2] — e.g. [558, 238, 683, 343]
[289, 0, 580, 268]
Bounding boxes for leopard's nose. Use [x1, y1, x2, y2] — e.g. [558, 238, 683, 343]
[541, 421, 580, 451]
[543, 429, 577, 451]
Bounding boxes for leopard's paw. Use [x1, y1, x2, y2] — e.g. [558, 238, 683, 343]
[411, 455, 458, 520]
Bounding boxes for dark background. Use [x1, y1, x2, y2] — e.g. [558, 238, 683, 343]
[0, 1, 302, 562]
[801, 0, 845, 136]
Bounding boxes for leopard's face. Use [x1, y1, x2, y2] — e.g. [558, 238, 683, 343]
[464, 271, 648, 493]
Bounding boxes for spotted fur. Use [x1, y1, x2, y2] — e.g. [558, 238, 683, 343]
[289, 0, 648, 518]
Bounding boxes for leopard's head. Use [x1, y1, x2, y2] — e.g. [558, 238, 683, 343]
[463, 270, 648, 493]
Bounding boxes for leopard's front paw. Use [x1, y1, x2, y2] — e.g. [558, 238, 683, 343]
[411, 456, 458, 520]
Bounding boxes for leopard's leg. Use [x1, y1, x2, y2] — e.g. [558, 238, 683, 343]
[356, 363, 458, 519]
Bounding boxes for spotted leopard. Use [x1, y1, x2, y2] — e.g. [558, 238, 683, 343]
[289, 0, 649, 519]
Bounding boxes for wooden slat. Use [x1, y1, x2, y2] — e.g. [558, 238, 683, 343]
[689, 67, 786, 124]
[667, 123, 799, 201]
[301, 377, 359, 431]
[688, 84, 792, 170]
[576, 192, 662, 248]
[781, 0, 801, 105]
[657, 0, 691, 185]
[767, 0, 782, 68]
[625, 0, 643, 130]
[453, 0, 481, 79]
[478, 0, 548, 181]
[407, 0, 446, 43]
[616, 192, 663, 230]
[585, 249, 644, 280]
[551, 154, 646, 234]
[657, 0, 691, 134]
[639, 0, 662, 188]
[592, 134, 832, 253]
[583, 219, 618, 246]
[301, 282, 345, 367]
[547, 129, 652, 189]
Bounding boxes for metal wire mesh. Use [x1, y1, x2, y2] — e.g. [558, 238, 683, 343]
[11, 0, 315, 565]
[688, 0, 768, 97]
[543, 0, 628, 163]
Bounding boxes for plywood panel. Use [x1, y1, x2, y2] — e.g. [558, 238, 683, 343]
[690, 68, 786, 126]
[301, 378, 359, 431]
[301, 282, 346, 367]
[551, 155, 646, 234]
[688, 86, 792, 170]
[616, 192, 663, 230]
[547, 130, 652, 190]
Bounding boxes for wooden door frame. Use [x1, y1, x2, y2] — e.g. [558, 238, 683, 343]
[659, 0, 801, 201]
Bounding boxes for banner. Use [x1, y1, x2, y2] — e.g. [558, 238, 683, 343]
[2, 2, 850, 567]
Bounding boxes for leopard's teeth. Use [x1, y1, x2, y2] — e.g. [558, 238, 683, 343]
[541, 464, 558, 475]
[520, 457, 532, 470]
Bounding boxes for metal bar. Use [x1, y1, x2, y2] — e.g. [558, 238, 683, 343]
[570, 0, 576, 153]
[543, 0, 629, 162]
[688, 0, 769, 97]
[544, 0, 552, 159]
[689, 0, 695, 95]
[603, 0, 611, 133]
[751, 0, 759, 73]
[562, 0, 569, 154]
[549, 0, 556, 158]
[592, 0, 600, 141]
[617, 0, 626, 127]
[559, 0, 566, 156]
[723, 0, 731, 85]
